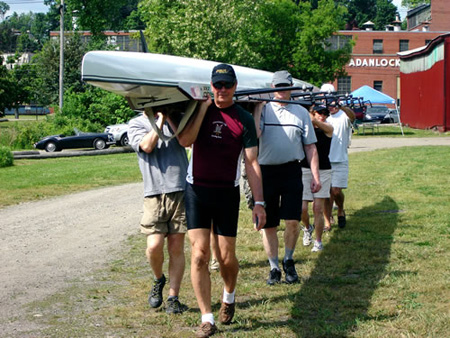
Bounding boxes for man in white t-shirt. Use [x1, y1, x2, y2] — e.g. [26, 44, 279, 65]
[326, 100, 355, 229]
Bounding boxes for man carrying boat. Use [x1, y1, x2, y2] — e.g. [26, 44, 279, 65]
[179, 63, 266, 338]
[253, 70, 320, 285]
[128, 111, 189, 314]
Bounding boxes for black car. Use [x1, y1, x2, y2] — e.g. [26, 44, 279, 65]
[34, 128, 115, 152]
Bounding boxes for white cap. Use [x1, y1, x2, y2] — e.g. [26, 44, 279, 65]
[320, 83, 335, 93]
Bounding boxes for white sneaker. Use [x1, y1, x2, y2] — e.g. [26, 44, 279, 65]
[311, 240, 323, 252]
[210, 258, 220, 271]
[302, 225, 314, 246]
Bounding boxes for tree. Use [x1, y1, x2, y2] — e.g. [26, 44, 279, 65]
[335, 0, 398, 30]
[0, 12, 51, 53]
[139, 0, 351, 86]
[401, 0, 430, 9]
[293, 0, 351, 84]
[373, 0, 398, 30]
[0, 56, 26, 117]
[32, 33, 88, 105]
[0, 1, 9, 21]
[46, 0, 141, 35]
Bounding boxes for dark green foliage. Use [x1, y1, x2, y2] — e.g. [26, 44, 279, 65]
[336, 0, 399, 30]
[139, 0, 351, 86]
[0, 146, 13, 167]
[62, 87, 136, 127]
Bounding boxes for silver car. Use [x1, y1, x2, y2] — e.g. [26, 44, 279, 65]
[104, 123, 129, 146]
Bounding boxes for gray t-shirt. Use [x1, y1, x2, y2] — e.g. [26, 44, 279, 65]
[258, 102, 317, 165]
[128, 115, 188, 197]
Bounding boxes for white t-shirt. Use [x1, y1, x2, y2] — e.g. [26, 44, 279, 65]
[327, 109, 352, 163]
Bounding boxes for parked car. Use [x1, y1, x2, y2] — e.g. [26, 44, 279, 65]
[34, 128, 115, 152]
[104, 113, 142, 146]
[104, 122, 129, 146]
[383, 109, 400, 123]
[365, 105, 390, 123]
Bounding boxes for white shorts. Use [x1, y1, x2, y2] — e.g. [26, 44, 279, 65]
[302, 168, 332, 201]
[331, 161, 349, 189]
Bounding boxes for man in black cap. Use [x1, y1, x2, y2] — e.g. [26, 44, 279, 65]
[178, 63, 266, 337]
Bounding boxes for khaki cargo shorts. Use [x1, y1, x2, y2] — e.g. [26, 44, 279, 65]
[140, 191, 187, 235]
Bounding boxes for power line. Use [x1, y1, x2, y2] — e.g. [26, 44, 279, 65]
[4, 1, 46, 5]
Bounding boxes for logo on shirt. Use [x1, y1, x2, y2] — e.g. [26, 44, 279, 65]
[211, 121, 226, 139]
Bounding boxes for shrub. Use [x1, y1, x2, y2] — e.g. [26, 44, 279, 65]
[0, 146, 14, 167]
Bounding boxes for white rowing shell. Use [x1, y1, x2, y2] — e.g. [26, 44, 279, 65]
[81, 51, 316, 109]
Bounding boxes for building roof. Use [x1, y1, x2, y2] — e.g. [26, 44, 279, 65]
[398, 32, 450, 59]
[406, 3, 430, 18]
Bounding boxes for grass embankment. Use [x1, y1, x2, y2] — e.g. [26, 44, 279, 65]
[0, 153, 141, 208]
[3, 146, 450, 337]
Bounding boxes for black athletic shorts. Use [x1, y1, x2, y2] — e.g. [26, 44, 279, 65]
[185, 183, 240, 237]
[260, 161, 303, 228]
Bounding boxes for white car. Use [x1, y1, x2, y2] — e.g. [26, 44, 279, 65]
[104, 123, 129, 146]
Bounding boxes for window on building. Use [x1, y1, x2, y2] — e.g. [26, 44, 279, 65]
[374, 81, 383, 92]
[399, 40, 409, 52]
[337, 76, 351, 95]
[373, 39, 383, 54]
[326, 35, 352, 51]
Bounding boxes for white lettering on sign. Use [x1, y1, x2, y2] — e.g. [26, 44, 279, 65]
[348, 58, 400, 67]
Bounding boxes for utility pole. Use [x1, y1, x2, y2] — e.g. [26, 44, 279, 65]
[59, 0, 64, 110]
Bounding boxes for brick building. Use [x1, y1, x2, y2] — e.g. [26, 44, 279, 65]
[331, 0, 449, 107]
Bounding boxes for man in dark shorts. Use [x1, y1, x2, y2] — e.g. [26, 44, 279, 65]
[253, 70, 320, 285]
[178, 63, 266, 338]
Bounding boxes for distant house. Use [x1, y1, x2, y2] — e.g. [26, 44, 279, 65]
[49, 30, 145, 53]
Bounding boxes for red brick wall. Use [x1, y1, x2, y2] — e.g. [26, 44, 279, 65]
[430, 0, 450, 32]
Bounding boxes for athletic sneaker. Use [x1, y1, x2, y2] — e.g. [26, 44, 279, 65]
[311, 240, 323, 252]
[148, 274, 166, 308]
[195, 322, 218, 338]
[165, 296, 187, 314]
[282, 259, 299, 284]
[266, 268, 281, 285]
[302, 224, 314, 246]
[219, 302, 235, 324]
[210, 258, 220, 271]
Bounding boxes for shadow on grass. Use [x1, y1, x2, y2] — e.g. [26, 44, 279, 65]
[287, 195, 399, 337]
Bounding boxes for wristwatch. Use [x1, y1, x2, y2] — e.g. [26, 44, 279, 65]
[254, 201, 266, 208]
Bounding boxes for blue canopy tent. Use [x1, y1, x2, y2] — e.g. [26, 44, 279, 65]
[351, 85, 403, 135]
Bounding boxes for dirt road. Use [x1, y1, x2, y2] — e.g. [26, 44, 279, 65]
[1, 137, 449, 336]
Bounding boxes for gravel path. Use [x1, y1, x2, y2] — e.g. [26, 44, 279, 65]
[1, 136, 449, 336]
[0, 183, 143, 336]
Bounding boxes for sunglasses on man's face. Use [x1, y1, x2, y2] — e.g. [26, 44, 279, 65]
[274, 83, 291, 88]
[213, 82, 235, 89]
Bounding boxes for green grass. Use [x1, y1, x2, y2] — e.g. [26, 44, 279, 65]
[4, 146, 450, 337]
[0, 153, 141, 208]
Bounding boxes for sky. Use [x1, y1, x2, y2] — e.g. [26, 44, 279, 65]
[3, 0, 49, 16]
[3, 0, 409, 19]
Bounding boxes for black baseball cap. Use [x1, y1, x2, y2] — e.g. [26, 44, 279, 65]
[313, 105, 330, 115]
[211, 63, 237, 83]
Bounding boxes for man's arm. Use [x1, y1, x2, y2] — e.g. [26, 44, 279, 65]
[341, 106, 356, 123]
[244, 146, 266, 231]
[310, 113, 334, 137]
[139, 112, 166, 154]
[304, 143, 321, 193]
[178, 96, 212, 147]
[252, 102, 265, 138]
